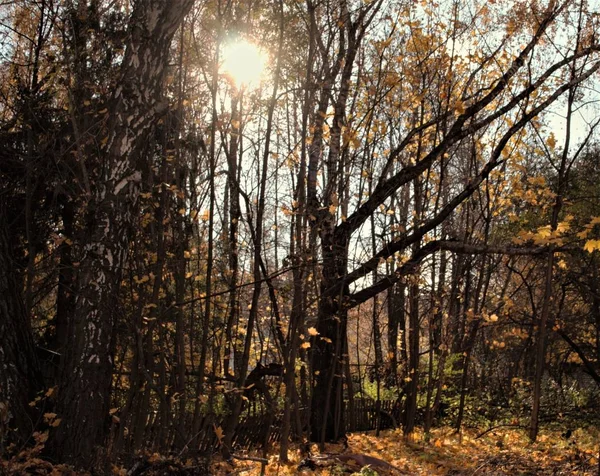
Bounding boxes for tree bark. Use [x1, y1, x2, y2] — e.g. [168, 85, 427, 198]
[51, 0, 194, 467]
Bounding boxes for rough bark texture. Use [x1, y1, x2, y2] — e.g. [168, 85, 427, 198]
[51, 0, 194, 467]
[310, 229, 349, 443]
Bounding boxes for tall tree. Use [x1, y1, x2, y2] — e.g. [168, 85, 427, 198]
[49, 0, 194, 466]
[308, 0, 600, 443]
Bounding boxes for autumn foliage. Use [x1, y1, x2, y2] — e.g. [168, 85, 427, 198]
[0, 0, 599, 473]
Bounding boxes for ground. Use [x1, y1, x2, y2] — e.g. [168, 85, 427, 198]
[1, 426, 598, 474]
[213, 426, 599, 475]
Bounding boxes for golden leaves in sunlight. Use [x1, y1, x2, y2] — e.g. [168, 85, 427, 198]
[204, 424, 600, 475]
[584, 239, 600, 253]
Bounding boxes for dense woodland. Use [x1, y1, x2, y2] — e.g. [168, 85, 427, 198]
[1, 0, 600, 473]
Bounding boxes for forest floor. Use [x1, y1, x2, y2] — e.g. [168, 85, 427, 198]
[1, 425, 598, 474]
[213, 426, 600, 475]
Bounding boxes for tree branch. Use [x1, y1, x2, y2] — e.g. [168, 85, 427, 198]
[347, 240, 562, 308]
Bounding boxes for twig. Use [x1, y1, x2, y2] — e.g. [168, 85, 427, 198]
[470, 460, 491, 475]
[231, 454, 269, 464]
[475, 424, 527, 439]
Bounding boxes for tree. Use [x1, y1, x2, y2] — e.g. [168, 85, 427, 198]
[0, 206, 44, 447]
[49, 0, 193, 466]
[1, 0, 599, 468]
[306, 0, 600, 443]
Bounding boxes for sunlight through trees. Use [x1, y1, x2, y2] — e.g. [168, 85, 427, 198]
[0, 0, 599, 473]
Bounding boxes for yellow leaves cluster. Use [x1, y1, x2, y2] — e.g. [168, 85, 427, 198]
[342, 127, 361, 149]
[210, 424, 600, 475]
[578, 217, 600, 252]
[490, 340, 506, 349]
[509, 172, 555, 210]
[513, 218, 573, 246]
[43, 412, 62, 428]
[486, 313, 499, 322]
[513, 214, 600, 253]
[133, 274, 150, 284]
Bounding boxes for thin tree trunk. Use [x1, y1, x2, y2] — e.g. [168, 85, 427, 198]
[530, 48, 579, 440]
[223, 5, 284, 453]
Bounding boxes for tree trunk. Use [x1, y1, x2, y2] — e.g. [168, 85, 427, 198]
[310, 230, 349, 443]
[51, 1, 193, 466]
[0, 210, 43, 447]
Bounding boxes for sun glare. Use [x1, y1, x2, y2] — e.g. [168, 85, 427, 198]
[221, 41, 267, 88]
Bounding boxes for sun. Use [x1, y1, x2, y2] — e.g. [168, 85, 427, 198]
[221, 40, 267, 88]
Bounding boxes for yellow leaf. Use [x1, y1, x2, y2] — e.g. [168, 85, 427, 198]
[214, 425, 224, 442]
[546, 133, 556, 149]
[307, 327, 319, 336]
[34, 431, 49, 444]
[111, 464, 127, 476]
[555, 221, 570, 234]
[584, 239, 600, 253]
[536, 225, 552, 239]
[301, 342, 311, 349]
[51, 418, 62, 427]
[577, 229, 590, 239]
[557, 259, 567, 269]
[43, 412, 57, 420]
